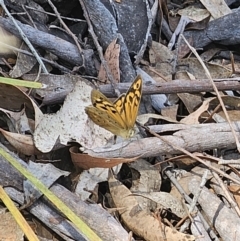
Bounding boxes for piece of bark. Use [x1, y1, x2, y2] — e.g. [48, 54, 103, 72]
[0, 17, 96, 75]
[82, 0, 136, 83]
[100, 0, 149, 55]
[183, 8, 240, 49]
[5, 187, 88, 241]
[85, 121, 240, 158]
[99, 78, 240, 97]
[23, 73, 82, 105]
[0, 143, 132, 241]
[6, 184, 132, 241]
[0, 155, 24, 191]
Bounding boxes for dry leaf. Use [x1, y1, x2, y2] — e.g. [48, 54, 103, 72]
[109, 173, 195, 241]
[0, 84, 43, 129]
[180, 98, 213, 124]
[34, 79, 113, 153]
[75, 167, 120, 200]
[70, 146, 140, 169]
[176, 71, 203, 113]
[0, 27, 21, 55]
[10, 43, 37, 78]
[200, 0, 231, 19]
[98, 38, 120, 83]
[133, 192, 187, 218]
[178, 58, 231, 79]
[23, 73, 80, 105]
[0, 128, 41, 155]
[137, 113, 179, 125]
[178, 5, 210, 22]
[228, 184, 240, 208]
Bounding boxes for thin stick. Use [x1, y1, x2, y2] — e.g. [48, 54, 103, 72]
[211, 168, 240, 217]
[0, 0, 48, 73]
[79, 0, 117, 94]
[181, 34, 240, 152]
[0, 40, 71, 73]
[47, 0, 83, 55]
[137, 122, 240, 185]
[25, 6, 86, 22]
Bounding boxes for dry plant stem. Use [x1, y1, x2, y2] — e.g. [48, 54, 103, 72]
[151, 0, 158, 24]
[157, 0, 163, 42]
[189, 170, 209, 213]
[218, 159, 240, 165]
[168, 153, 240, 170]
[180, 170, 209, 233]
[139, 124, 240, 185]
[21, 4, 37, 28]
[47, 0, 83, 54]
[181, 34, 240, 152]
[164, 168, 218, 240]
[175, 215, 189, 228]
[194, 153, 240, 175]
[79, 0, 117, 94]
[155, 212, 166, 241]
[25, 6, 86, 22]
[0, 0, 48, 73]
[1, 57, 12, 69]
[148, 66, 169, 82]
[171, 16, 192, 75]
[210, 168, 240, 217]
[0, 40, 70, 73]
[230, 51, 235, 74]
[169, 16, 192, 50]
[203, 104, 221, 123]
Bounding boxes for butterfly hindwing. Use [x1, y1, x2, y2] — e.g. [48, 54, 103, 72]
[85, 75, 143, 138]
[89, 89, 127, 129]
[85, 106, 129, 137]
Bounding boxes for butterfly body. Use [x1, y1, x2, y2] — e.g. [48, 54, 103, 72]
[85, 75, 142, 138]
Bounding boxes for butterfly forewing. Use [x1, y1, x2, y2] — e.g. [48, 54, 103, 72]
[124, 75, 142, 127]
[114, 75, 142, 128]
[113, 93, 125, 113]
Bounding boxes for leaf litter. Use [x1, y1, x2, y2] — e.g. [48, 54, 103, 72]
[0, 1, 240, 241]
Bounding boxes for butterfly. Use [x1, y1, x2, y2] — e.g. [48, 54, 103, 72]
[85, 75, 142, 138]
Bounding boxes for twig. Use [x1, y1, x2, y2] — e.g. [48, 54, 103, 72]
[47, 0, 83, 55]
[25, 6, 86, 22]
[179, 170, 209, 233]
[0, 0, 48, 73]
[99, 78, 240, 97]
[210, 167, 240, 217]
[21, 4, 37, 28]
[181, 34, 240, 152]
[163, 168, 218, 240]
[170, 16, 193, 76]
[0, 40, 71, 73]
[79, 0, 117, 94]
[137, 122, 240, 185]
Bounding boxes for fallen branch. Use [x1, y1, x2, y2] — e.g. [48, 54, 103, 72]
[85, 121, 240, 158]
[100, 78, 240, 96]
